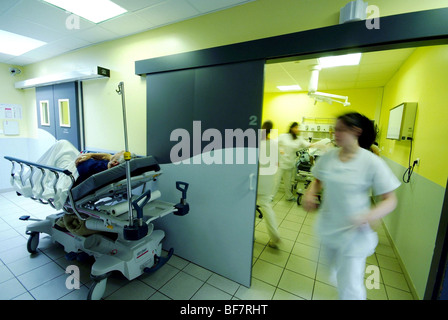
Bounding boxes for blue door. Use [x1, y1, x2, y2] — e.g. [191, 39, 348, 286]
[146, 60, 265, 287]
[36, 82, 81, 150]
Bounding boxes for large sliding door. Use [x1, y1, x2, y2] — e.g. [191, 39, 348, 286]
[147, 60, 265, 286]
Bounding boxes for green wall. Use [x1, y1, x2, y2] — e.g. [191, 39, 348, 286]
[379, 45, 448, 299]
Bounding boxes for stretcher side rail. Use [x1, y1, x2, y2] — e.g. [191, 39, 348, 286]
[4, 155, 76, 209]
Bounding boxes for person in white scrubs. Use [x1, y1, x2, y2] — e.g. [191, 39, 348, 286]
[273, 122, 311, 201]
[303, 112, 400, 300]
[257, 120, 281, 247]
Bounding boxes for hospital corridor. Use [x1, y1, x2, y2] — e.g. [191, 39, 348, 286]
[0, 188, 413, 300]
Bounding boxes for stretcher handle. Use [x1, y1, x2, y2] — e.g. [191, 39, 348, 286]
[131, 189, 152, 220]
[4, 156, 73, 176]
[176, 181, 189, 200]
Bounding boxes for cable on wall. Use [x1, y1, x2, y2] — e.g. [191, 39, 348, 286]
[403, 138, 418, 183]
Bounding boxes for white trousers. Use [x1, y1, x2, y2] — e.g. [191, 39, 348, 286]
[257, 194, 280, 242]
[272, 167, 295, 199]
[322, 245, 368, 300]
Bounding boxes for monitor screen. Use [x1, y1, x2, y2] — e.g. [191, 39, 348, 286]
[386, 103, 404, 140]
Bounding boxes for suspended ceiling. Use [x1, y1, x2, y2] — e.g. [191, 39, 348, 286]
[0, 0, 256, 66]
[0, 0, 431, 91]
[264, 47, 416, 92]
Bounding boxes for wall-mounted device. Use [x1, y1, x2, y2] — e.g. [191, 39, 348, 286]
[9, 67, 21, 76]
[339, 0, 368, 24]
[14, 66, 110, 89]
[386, 102, 417, 140]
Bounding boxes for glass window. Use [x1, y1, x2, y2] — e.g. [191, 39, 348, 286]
[40, 100, 50, 126]
[58, 99, 71, 127]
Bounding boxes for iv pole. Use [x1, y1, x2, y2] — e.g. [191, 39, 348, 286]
[116, 82, 140, 228]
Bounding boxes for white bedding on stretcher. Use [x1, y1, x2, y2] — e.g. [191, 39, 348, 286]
[10, 140, 80, 210]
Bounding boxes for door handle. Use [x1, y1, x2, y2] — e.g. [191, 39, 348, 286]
[249, 173, 255, 191]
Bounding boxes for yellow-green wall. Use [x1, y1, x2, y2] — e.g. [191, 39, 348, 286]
[379, 45, 448, 188]
[262, 87, 383, 136]
[0, 63, 34, 138]
[379, 45, 448, 299]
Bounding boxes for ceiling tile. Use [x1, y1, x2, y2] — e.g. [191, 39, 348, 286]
[72, 26, 119, 44]
[361, 48, 415, 64]
[357, 72, 391, 82]
[359, 62, 400, 74]
[322, 81, 356, 90]
[355, 80, 386, 88]
[6, 0, 95, 35]
[0, 15, 65, 42]
[0, 0, 19, 15]
[49, 37, 92, 51]
[112, 0, 165, 12]
[0, 53, 15, 64]
[100, 13, 155, 36]
[187, 0, 251, 13]
[6, 55, 40, 66]
[135, 0, 199, 26]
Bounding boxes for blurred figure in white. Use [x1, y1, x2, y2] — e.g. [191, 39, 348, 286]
[303, 112, 400, 300]
[257, 120, 280, 248]
[273, 122, 311, 201]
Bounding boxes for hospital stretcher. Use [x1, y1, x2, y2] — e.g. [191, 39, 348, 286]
[4, 154, 190, 300]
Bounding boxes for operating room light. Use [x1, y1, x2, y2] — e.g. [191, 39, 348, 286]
[277, 85, 302, 91]
[0, 30, 46, 56]
[43, 0, 127, 24]
[318, 53, 362, 68]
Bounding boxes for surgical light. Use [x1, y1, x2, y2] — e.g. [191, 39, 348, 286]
[43, 0, 127, 24]
[318, 53, 362, 68]
[0, 30, 46, 56]
[277, 85, 302, 91]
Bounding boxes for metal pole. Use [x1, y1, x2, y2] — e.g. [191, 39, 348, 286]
[116, 82, 137, 227]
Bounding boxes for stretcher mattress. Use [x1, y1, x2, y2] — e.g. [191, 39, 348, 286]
[70, 156, 160, 202]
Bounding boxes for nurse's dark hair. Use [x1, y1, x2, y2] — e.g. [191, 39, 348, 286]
[337, 112, 376, 150]
[288, 122, 299, 140]
[262, 120, 273, 135]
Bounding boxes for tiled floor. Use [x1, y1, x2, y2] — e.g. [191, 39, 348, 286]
[0, 189, 415, 300]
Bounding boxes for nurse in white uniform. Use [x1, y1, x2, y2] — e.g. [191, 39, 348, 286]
[303, 112, 400, 300]
[257, 121, 281, 247]
[274, 122, 311, 201]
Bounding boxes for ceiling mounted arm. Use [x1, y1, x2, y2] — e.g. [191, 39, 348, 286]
[307, 64, 350, 106]
[308, 91, 351, 106]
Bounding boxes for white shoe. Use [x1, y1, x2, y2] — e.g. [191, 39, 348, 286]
[329, 268, 338, 286]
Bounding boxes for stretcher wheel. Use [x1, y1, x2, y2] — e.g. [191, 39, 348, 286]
[26, 232, 39, 254]
[87, 277, 108, 300]
[297, 194, 303, 205]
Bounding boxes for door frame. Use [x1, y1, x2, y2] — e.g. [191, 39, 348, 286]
[135, 7, 448, 295]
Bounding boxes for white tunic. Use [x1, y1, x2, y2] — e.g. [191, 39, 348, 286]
[278, 133, 310, 169]
[312, 147, 401, 257]
[257, 139, 278, 195]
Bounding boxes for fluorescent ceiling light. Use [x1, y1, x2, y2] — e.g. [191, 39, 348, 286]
[318, 53, 362, 68]
[277, 85, 302, 91]
[0, 30, 46, 56]
[43, 0, 127, 24]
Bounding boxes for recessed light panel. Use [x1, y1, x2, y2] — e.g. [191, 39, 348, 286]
[277, 85, 302, 91]
[44, 0, 127, 24]
[318, 53, 362, 68]
[0, 30, 46, 56]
